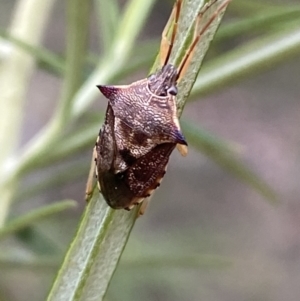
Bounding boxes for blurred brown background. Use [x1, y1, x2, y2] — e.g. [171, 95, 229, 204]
[1, 0, 300, 301]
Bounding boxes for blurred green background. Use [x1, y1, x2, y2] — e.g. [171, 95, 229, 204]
[1, 0, 300, 300]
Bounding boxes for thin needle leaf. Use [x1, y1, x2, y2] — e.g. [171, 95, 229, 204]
[0, 200, 77, 240]
[191, 27, 300, 98]
[216, 6, 300, 42]
[182, 120, 278, 203]
[94, 0, 120, 53]
[0, 255, 61, 270]
[0, 28, 65, 74]
[121, 254, 231, 269]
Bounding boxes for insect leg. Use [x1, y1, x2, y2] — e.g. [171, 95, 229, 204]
[137, 195, 154, 217]
[85, 147, 97, 202]
[176, 144, 188, 156]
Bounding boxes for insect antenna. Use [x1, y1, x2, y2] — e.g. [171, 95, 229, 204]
[176, 0, 231, 81]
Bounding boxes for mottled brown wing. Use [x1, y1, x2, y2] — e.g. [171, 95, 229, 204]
[95, 104, 116, 172]
[125, 142, 176, 198]
[113, 117, 156, 169]
[98, 170, 136, 209]
[95, 105, 136, 209]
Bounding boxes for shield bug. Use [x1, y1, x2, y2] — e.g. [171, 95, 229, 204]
[86, 0, 231, 214]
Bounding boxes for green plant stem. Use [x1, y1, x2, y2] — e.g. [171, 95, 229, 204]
[0, 0, 56, 227]
[47, 196, 137, 301]
[47, 1, 231, 300]
[0, 253, 230, 270]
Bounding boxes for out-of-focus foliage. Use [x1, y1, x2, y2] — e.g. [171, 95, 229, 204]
[0, 0, 300, 300]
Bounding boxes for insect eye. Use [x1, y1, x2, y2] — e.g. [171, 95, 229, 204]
[167, 85, 178, 96]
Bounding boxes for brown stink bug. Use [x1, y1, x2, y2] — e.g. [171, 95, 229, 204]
[86, 0, 231, 214]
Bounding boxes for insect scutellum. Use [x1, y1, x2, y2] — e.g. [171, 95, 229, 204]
[147, 64, 178, 97]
